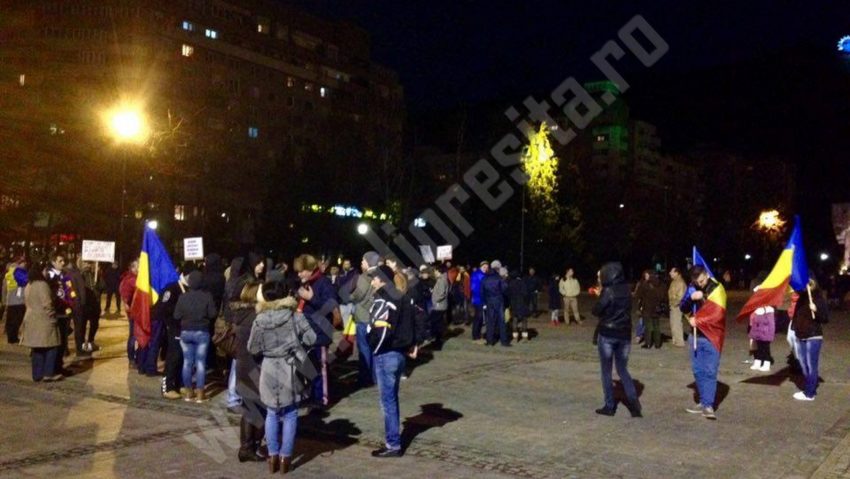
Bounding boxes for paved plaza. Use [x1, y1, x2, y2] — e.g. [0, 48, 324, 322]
[1, 292, 849, 478]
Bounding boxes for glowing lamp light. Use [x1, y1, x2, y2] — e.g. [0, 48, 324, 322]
[838, 36, 850, 52]
[820, 252, 830, 262]
[146, 220, 158, 230]
[109, 108, 147, 142]
[744, 254, 752, 260]
[755, 210, 785, 233]
[357, 223, 369, 235]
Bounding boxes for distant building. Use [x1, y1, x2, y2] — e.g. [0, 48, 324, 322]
[0, 0, 404, 256]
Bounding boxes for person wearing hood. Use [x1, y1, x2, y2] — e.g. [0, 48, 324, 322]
[3, 257, 27, 344]
[248, 281, 317, 474]
[349, 251, 379, 387]
[201, 253, 226, 312]
[592, 262, 642, 418]
[482, 260, 509, 347]
[367, 265, 415, 458]
[634, 270, 665, 349]
[295, 254, 335, 406]
[224, 253, 265, 308]
[174, 270, 218, 402]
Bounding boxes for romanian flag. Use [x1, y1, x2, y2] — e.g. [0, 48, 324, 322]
[682, 247, 715, 306]
[694, 278, 727, 352]
[736, 215, 809, 322]
[130, 227, 179, 348]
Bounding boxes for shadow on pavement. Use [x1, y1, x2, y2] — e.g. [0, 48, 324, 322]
[740, 366, 822, 390]
[401, 403, 463, 453]
[294, 409, 362, 470]
[686, 381, 730, 409]
[613, 379, 645, 406]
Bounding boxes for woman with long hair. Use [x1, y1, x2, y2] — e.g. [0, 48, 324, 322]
[20, 265, 62, 382]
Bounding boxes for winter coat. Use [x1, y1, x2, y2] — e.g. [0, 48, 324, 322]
[230, 301, 260, 399]
[524, 274, 543, 295]
[299, 270, 335, 346]
[668, 276, 687, 308]
[4, 266, 26, 306]
[349, 271, 375, 324]
[791, 291, 829, 340]
[46, 268, 75, 317]
[174, 271, 218, 332]
[20, 281, 60, 348]
[592, 262, 632, 340]
[104, 267, 121, 292]
[431, 275, 449, 312]
[154, 282, 183, 332]
[471, 268, 485, 306]
[559, 277, 581, 298]
[119, 271, 137, 307]
[248, 297, 317, 409]
[508, 277, 529, 318]
[634, 277, 665, 319]
[368, 286, 415, 355]
[482, 271, 506, 307]
[200, 253, 226, 313]
[338, 268, 359, 303]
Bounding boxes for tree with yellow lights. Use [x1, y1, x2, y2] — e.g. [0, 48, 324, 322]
[522, 123, 561, 223]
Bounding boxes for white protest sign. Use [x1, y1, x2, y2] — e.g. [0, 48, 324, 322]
[81, 240, 115, 263]
[436, 245, 453, 261]
[183, 237, 204, 261]
[419, 245, 435, 264]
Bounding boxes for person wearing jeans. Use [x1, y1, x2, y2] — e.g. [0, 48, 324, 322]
[680, 265, 727, 420]
[790, 280, 828, 401]
[592, 262, 641, 417]
[367, 265, 415, 457]
[20, 266, 63, 382]
[226, 358, 242, 409]
[265, 405, 298, 460]
[174, 270, 218, 402]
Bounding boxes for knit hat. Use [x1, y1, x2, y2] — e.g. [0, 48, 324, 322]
[491, 260, 502, 271]
[363, 251, 380, 268]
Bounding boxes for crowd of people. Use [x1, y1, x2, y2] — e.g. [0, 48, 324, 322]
[0, 248, 830, 472]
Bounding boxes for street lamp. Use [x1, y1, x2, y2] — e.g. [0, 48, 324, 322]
[755, 209, 785, 234]
[820, 252, 830, 262]
[357, 223, 369, 235]
[105, 104, 148, 265]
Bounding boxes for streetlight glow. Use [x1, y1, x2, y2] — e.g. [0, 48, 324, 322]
[357, 223, 369, 235]
[744, 254, 752, 260]
[106, 103, 148, 143]
[146, 219, 158, 230]
[820, 252, 830, 261]
[755, 209, 785, 234]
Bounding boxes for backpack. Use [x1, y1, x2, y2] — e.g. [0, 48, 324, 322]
[749, 307, 776, 342]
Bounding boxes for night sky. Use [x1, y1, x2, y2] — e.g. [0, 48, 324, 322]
[295, 1, 850, 109]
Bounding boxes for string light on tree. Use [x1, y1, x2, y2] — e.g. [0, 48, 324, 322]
[521, 122, 560, 221]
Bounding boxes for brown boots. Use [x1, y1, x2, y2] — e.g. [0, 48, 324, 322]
[194, 388, 207, 403]
[267, 456, 292, 474]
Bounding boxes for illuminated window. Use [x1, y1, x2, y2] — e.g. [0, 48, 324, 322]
[248, 127, 259, 138]
[205, 28, 218, 39]
[181, 44, 194, 57]
[596, 135, 606, 142]
[257, 17, 269, 34]
[18, 74, 25, 86]
[286, 77, 295, 88]
[182, 21, 194, 32]
[304, 83, 314, 92]
[174, 205, 186, 221]
[319, 87, 328, 98]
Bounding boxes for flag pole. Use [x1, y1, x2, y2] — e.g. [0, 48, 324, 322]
[807, 283, 816, 319]
[692, 247, 698, 354]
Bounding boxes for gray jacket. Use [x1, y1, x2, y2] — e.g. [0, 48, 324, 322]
[350, 271, 374, 324]
[431, 275, 449, 311]
[247, 297, 317, 409]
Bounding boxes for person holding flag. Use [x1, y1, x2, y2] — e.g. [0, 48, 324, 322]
[680, 249, 727, 420]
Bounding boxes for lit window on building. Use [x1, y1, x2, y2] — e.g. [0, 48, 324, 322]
[320, 87, 328, 98]
[49, 123, 65, 135]
[18, 74, 25, 86]
[182, 21, 194, 32]
[181, 44, 194, 57]
[174, 205, 186, 221]
[248, 127, 259, 138]
[205, 29, 218, 39]
[304, 83, 314, 92]
[596, 135, 606, 142]
[257, 18, 270, 34]
[286, 77, 295, 88]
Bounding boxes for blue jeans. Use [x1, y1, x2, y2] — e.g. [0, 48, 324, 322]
[689, 335, 720, 408]
[375, 351, 405, 450]
[794, 338, 822, 398]
[597, 335, 639, 410]
[136, 320, 163, 374]
[265, 404, 298, 457]
[227, 359, 242, 408]
[472, 305, 484, 339]
[356, 322, 374, 386]
[31, 347, 58, 381]
[180, 330, 210, 390]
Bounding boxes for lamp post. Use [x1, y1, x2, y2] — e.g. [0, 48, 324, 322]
[107, 106, 147, 264]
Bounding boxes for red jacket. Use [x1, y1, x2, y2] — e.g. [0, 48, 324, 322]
[119, 271, 137, 307]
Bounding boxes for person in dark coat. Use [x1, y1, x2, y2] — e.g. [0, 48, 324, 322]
[548, 274, 562, 324]
[103, 262, 122, 314]
[160, 277, 185, 400]
[524, 267, 543, 316]
[20, 266, 62, 382]
[201, 253, 226, 313]
[508, 270, 530, 341]
[294, 254, 335, 406]
[634, 270, 666, 349]
[592, 262, 641, 418]
[482, 260, 509, 347]
[229, 281, 266, 463]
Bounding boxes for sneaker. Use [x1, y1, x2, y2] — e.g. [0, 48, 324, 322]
[595, 407, 616, 416]
[793, 391, 814, 401]
[371, 447, 402, 458]
[521, 331, 529, 339]
[685, 404, 703, 415]
[702, 406, 716, 420]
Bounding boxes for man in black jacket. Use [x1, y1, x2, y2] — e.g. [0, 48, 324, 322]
[592, 262, 642, 418]
[368, 265, 414, 458]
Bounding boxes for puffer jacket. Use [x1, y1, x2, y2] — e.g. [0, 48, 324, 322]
[592, 262, 632, 340]
[431, 275, 449, 311]
[248, 297, 317, 409]
[471, 268, 485, 306]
